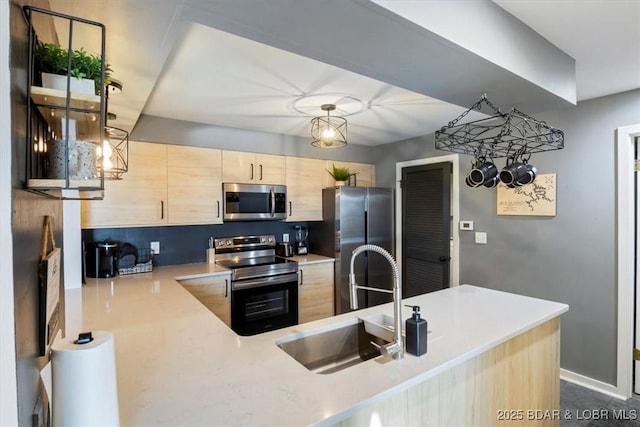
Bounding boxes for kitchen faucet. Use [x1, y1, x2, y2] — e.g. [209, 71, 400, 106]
[349, 244, 404, 359]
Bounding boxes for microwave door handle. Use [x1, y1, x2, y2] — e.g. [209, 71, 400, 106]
[270, 188, 275, 217]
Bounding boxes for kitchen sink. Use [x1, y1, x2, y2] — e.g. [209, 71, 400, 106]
[359, 313, 402, 342]
[276, 321, 389, 374]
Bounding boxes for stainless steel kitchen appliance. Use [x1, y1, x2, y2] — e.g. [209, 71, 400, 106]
[214, 234, 298, 335]
[294, 225, 308, 255]
[309, 187, 394, 314]
[222, 183, 287, 221]
[276, 241, 295, 257]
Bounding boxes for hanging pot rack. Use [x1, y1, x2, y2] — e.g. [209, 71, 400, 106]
[434, 94, 564, 160]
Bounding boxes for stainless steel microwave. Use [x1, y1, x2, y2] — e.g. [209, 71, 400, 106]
[223, 183, 287, 221]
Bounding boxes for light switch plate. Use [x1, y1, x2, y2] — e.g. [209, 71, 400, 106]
[150, 241, 160, 254]
[474, 232, 487, 244]
[459, 221, 474, 231]
[283, 233, 289, 242]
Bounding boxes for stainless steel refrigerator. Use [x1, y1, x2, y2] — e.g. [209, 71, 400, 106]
[309, 187, 394, 314]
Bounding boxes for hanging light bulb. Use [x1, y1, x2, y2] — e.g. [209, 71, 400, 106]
[101, 140, 113, 170]
[321, 124, 336, 141]
[311, 104, 347, 148]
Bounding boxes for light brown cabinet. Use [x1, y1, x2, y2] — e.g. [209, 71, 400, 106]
[285, 156, 325, 222]
[167, 145, 223, 225]
[222, 151, 285, 185]
[324, 161, 375, 187]
[82, 141, 224, 228]
[179, 275, 231, 326]
[82, 141, 375, 228]
[298, 262, 334, 324]
[82, 141, 167, 227]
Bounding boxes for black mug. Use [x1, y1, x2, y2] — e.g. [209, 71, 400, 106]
[470, 161, 498, 186]
[518, 164, 537, 185]
[500, 162, 528, 186]
[483, 176, 501, 188]
[465, 174, 481, 188]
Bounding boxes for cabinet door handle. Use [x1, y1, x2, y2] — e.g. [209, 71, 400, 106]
[217, 200, 220, 218]
[299, 269, 304, 286]
[250, 163, 254, 180]
[224, 279, 228, 297]
[161, 200, 164, 219]
[289, 201, 292, 217]
[259, 164, 263, 181]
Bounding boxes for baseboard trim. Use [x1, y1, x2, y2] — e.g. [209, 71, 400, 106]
[560, 368, 628, 401]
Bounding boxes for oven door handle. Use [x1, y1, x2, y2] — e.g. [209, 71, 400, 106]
[232, 272, 298, 291]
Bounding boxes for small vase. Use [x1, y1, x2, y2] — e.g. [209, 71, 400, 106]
[335, 180, 346, 187]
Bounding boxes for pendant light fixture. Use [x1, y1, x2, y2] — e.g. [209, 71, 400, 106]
[99, 79, 129, 179]
[311, 104, 347, 148]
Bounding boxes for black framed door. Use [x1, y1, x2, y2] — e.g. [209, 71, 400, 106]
[401, 162, 451, 297]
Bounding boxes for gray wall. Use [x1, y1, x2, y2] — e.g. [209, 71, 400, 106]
[374, 89, 640, 385]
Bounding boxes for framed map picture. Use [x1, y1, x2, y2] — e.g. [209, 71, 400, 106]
[497, 173, 557, 216]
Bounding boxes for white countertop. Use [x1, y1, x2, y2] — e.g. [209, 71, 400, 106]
[66, 263, 567, 427]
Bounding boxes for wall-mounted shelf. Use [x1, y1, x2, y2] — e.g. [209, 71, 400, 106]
[30, 86, 103, 143]
[23, 6, 106, 200]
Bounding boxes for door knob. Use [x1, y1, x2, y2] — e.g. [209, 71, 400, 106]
[439, 256, 450, 262]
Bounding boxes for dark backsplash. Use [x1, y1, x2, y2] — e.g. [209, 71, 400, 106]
[82, 221, 313, 266]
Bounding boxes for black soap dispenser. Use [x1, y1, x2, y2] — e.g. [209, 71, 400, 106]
[405, 305, 428, 356]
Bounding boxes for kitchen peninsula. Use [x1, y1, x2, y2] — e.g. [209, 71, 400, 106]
[65, 264, 568, 426]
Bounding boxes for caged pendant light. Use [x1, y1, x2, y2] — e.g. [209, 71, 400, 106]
[311, 104, 347, 148]
[98, 80, 129, 180]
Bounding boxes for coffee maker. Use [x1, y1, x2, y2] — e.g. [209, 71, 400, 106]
[85, 241, 119, 278]
[294, 225, 308, 255]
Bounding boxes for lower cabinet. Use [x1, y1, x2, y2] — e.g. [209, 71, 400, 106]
[179, 274, 231, 326]
[298, 262, 335, 324]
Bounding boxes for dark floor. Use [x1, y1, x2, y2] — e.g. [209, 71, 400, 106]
[561, 380, 640, 426]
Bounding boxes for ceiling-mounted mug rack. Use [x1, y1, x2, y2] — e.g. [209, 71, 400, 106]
[435, 94, 563, 189]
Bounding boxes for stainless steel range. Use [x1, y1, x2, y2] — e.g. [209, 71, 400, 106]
[215, 235, 298, 336]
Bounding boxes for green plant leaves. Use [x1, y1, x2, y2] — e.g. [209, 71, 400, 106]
[327, 163, 354, 181]
[34, 42, 112, 92]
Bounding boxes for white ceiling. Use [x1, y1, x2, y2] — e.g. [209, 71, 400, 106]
[494, 0, 640, 101]
[50, 0, 640, 147]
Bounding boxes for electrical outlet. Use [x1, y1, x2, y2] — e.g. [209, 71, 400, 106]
[150, 241, 160, 254]
[283, 233, 289, 242]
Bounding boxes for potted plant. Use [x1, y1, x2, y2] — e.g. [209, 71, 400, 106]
[35, 42, 111, 95]
[327, 163, 354, 186]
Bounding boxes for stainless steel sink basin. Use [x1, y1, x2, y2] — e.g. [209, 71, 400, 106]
[276, 321, 389, 374]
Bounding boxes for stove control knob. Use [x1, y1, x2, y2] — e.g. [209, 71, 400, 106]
[226, 240, 232, 246]
[267, 237, 273, 242]
[217, 241, 224, 247]
[261, 237, 266, 243]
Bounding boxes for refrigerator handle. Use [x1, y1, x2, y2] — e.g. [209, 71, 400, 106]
[335, 230, 341, 254]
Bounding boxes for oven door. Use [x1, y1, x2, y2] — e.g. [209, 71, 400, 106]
[231, 272, 298, 336]
[223, 183, 287, 221]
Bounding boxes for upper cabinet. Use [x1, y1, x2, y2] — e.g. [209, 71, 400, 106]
[82, 142, 224, 228]
[167, 145, 223, 225]
[222, 151, 285, 185]
[82, 141, 167, 227]
[285, 156, 325, 222]
[324, 161, 375, 188]
[81, 142, 376, 228]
